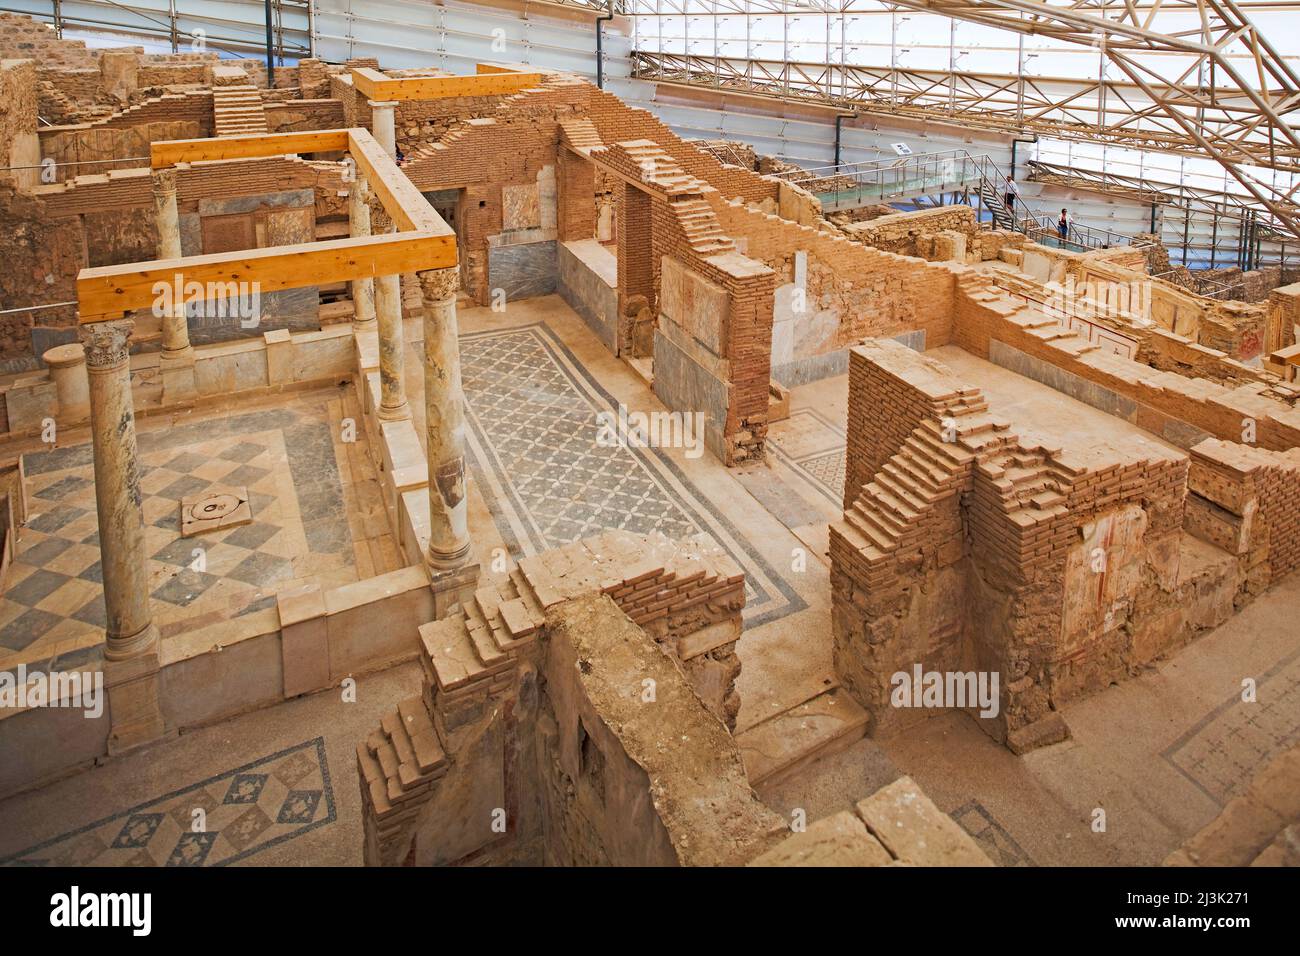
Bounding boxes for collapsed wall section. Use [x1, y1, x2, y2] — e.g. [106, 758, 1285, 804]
[712, 197, 956, 387]
[356, 530, 749, 866]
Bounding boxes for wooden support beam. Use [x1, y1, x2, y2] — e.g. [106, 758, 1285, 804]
[350, 66, 543, 102]
[151, 130, 350, 168]
[346, 129, 452, 235]
[77, 232, 455, 323]
[83, 127, 458, 326]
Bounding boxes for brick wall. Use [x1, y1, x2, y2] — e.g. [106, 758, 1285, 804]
[713, 197, 957, 364]
[830, 338, 1212, 747]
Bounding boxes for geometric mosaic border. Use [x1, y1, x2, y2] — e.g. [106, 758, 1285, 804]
[1161, 645, 1300, 807]
[0, 737, 336, 867]
[766, 406, 847, 508]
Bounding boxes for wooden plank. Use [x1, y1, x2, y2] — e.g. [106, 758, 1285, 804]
[349, 67, 543, 102]
[348, 129, 452, 236]
[151, 130, 350, 168]
[77, 232, 456, 322]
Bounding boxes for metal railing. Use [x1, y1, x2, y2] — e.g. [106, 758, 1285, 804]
[696, 141, 754, 170]
[769, 148, 995, 211]
[1149, 268, 1236, 300]
[1021, 213, 1148, 253]
[760, 147, 1155, 256]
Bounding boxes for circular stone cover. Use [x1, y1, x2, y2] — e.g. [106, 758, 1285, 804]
[188, 492, 244, 522]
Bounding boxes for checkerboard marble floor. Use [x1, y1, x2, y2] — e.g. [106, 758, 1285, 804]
[1, 387, 402, 669]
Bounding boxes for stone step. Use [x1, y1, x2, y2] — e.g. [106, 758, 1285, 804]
[417, 617, 486, 692]
[735, 688, 870, 790]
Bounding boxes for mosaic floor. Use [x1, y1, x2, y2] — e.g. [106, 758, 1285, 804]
[766, 406, 847, 507]
[1163, 645, 1300, 805]
[460, 323, 804, 627]
[953, 801, 1035, 867]
[0, 737, 335, 867]
[0, 390, 400, 669]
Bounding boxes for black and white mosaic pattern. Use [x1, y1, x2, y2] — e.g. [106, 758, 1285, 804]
[460, 324, 804, 627]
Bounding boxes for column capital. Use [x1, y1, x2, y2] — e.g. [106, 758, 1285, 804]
[418, 268, 459, 304]
[80, 320, 133, 371]
[151, 167, 178, 196]
[349, 172, 370, 201]
[367, 99, 398, 110]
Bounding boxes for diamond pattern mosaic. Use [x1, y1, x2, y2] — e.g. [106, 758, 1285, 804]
[1, 738, 335, 867]
[460, 324, 804, 628]
[766, 406, 848, 506]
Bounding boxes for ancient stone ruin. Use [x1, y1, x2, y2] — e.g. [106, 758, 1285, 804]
[0, 8, 1296, 873]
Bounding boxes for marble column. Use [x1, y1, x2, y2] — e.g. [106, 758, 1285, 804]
[41, 342, 90, 422]
[152, 169, 196, 400]
[375, 264, 410, 421]
[369, 100, 398, 158]
[348, 174, 377, 329]
[152, 170, 191, 356]
[417, 268, 472, 571]
[80, 321, 166, 753]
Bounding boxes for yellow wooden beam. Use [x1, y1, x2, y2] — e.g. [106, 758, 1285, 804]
[347, 129, 451, 236]
[77, 232, 455, 323]
[151, 130, 350, 168]
[349, 66, 543, 102]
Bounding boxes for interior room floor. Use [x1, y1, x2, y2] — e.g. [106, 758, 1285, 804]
[0, 386, 401, 674]
[2, 293, 1295, 866]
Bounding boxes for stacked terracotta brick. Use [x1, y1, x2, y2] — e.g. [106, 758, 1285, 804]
[651, 191, 774, 464]
[356, 696, 448, 865]
[39, 155, 339, 217]
[584, 86, 779, 206]
[589, 138, 774, 464]
[832, 343, 1021, 616]
[1188, 438, 1300, 590]
[830, 339, 1190, 738]
[357, 530, 747, 863]
[393, 75, 792, 308]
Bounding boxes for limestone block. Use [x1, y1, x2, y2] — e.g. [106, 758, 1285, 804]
[855, 776, 994, 866]
[748, 811, 892, 867]
[278, 582, 331, 699]
[659, 255, 730, 356]
[264, 328, 293, 386]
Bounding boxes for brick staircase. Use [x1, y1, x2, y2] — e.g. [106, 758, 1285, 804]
[671, 197, 737, 256]
[839, 393, 1013, 562]
[212, 85, 268, 137]
[357, 531, 748, 858]
[557, 117, 603, 154]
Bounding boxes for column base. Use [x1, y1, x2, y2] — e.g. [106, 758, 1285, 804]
[427, 559, 480, 619]
[377, 400, 412, 422]
[159, 348, 197, 403]
[102, 629, 168, 755]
